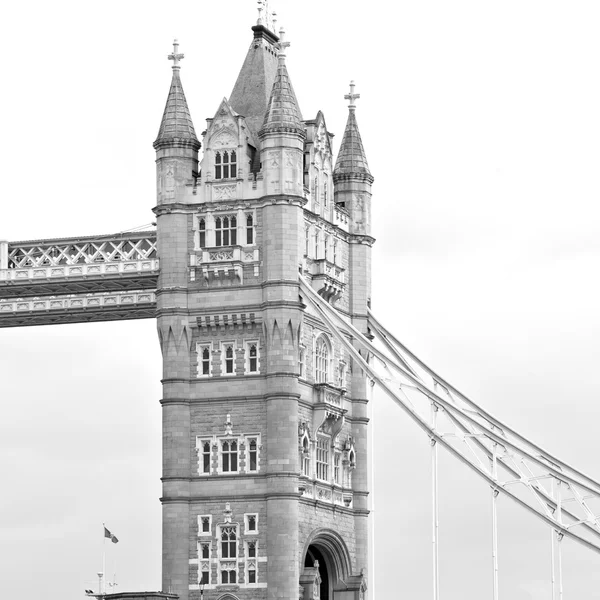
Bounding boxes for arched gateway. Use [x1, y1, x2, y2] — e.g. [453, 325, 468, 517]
[154, 9, 374, 600]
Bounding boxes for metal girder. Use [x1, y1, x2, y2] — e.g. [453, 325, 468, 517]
[298, 277, 600, 555]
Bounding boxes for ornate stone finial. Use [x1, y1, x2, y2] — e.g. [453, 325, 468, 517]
[278, 28, 290, 60]
[272, 11, 277, 32]
[257, 0, 263, 24]
[344, 80, 360, 111]
[225, 413, 233, 435]
[168, 39, 184, 70]
[223, 502, 233, 523]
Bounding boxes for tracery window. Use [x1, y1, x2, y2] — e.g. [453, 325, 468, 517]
[215, 216, 237, 246]
[215, 150, 237, 179]
[316, 437, 330, 481]
[221, 440, 238, 473]
[315, 335, 331, 384]
[221, 526, 237, 558]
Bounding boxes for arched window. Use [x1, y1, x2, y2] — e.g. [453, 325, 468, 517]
[224, 344, 234, 374]
[215, 151, 222, 179]
[315, 335, 330, 384]
[198, 218, 206, 248]
[246, 214, 254, 245]
[314, 230, 320, 259]
[201, 346, 210, 376]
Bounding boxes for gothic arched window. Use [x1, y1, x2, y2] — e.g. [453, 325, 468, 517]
[222, 440, 238, 472]
[315, 335, 331, 384]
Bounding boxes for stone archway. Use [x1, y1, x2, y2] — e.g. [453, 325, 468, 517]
[300, 529, 353, 600]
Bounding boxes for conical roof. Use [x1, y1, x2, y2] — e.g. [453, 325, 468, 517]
[229, 25, 280, 143]
[259, 57, 304, 137]
[333, 109, 373, 182]
[154, 69, 200, 150]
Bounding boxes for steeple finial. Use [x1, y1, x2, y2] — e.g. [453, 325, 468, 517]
[168, 39, 184, 70]
[345, 80, 360, 111]
[278, 28, 290, 62]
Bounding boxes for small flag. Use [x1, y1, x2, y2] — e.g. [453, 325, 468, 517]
[104, 526, 119, 544]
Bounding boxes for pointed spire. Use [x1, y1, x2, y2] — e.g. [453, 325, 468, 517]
[259, 29, 305, 138]
[154, 40, 200, 150]
[333, 81, 373, 182]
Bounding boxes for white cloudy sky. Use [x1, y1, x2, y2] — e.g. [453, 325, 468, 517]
[1, 1, 600, 599]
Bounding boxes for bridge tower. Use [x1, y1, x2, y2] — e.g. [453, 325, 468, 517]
[154, 15, 373, 600]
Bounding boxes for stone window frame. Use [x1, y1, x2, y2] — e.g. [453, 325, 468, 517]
[193, 209, 256, 251]
[217, 522, 239, 584]
[244, 513, 259, 535]
[316, 434, 331, 482]
[219, 438, 240, 475]
[198, 540, 211, 585]
[198, 514, 212, 537]
[215, 214, 238, 247]
[244, 434, 261, 474]
[196, 437, 213, 476]
[314, 333, 332, 384]
[214, 149, 237, 180]
[245, 539, 258, 585]
[220, 340, 236, 376]
[196, 342, 212, 378]
[298, 344, 306, 380]
[245, 340, 260, 374]
[333, 451, 341, 485]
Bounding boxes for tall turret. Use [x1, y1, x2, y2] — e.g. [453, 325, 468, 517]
[154, 40, 200, 206]
[153, 41, 199, 599]
[333, 81, 374, 236]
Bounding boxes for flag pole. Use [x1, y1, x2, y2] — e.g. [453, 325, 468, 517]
[102, 523, 106, 596]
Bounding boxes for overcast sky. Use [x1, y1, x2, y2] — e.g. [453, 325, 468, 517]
[1, 1, 600, 599]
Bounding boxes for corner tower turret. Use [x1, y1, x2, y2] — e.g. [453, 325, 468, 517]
[333, 81, 374, 236]
[154, 40, 200, 205]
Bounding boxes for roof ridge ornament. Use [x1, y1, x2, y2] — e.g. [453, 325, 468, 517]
[345, 80, 360, 111]
[168, 39, 184, 70]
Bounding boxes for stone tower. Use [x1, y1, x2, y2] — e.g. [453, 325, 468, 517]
[153, 14, 373, 600]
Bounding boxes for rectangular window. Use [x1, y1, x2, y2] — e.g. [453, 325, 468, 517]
[220, 525, 237, 558]
[222, 343, 235, 375]
[222, 440, 238, 473]
[198, 515, 212, 536]
[197, 439, 211, 474]
[200, 571, 209, 585]
[198, 218, 206, 248]
[299, 345, 305, 379]
[246, 541, 257, 585]
[221, 570, 236, 584]
[197, 343, 211, 377]
[215, 216, 237, 247]
[334, 453, 341, 484]
[316, 437, 330, 481]
[246, 341, 259, 373]
[201, 543, 210, 560]
[247, 438, 258, 472]
[246, 214, 254, 245]
[245, 513, 258, 534]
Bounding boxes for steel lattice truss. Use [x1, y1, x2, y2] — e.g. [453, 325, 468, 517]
[6, 232, 157, 268]
[299, 278, 600, 555]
